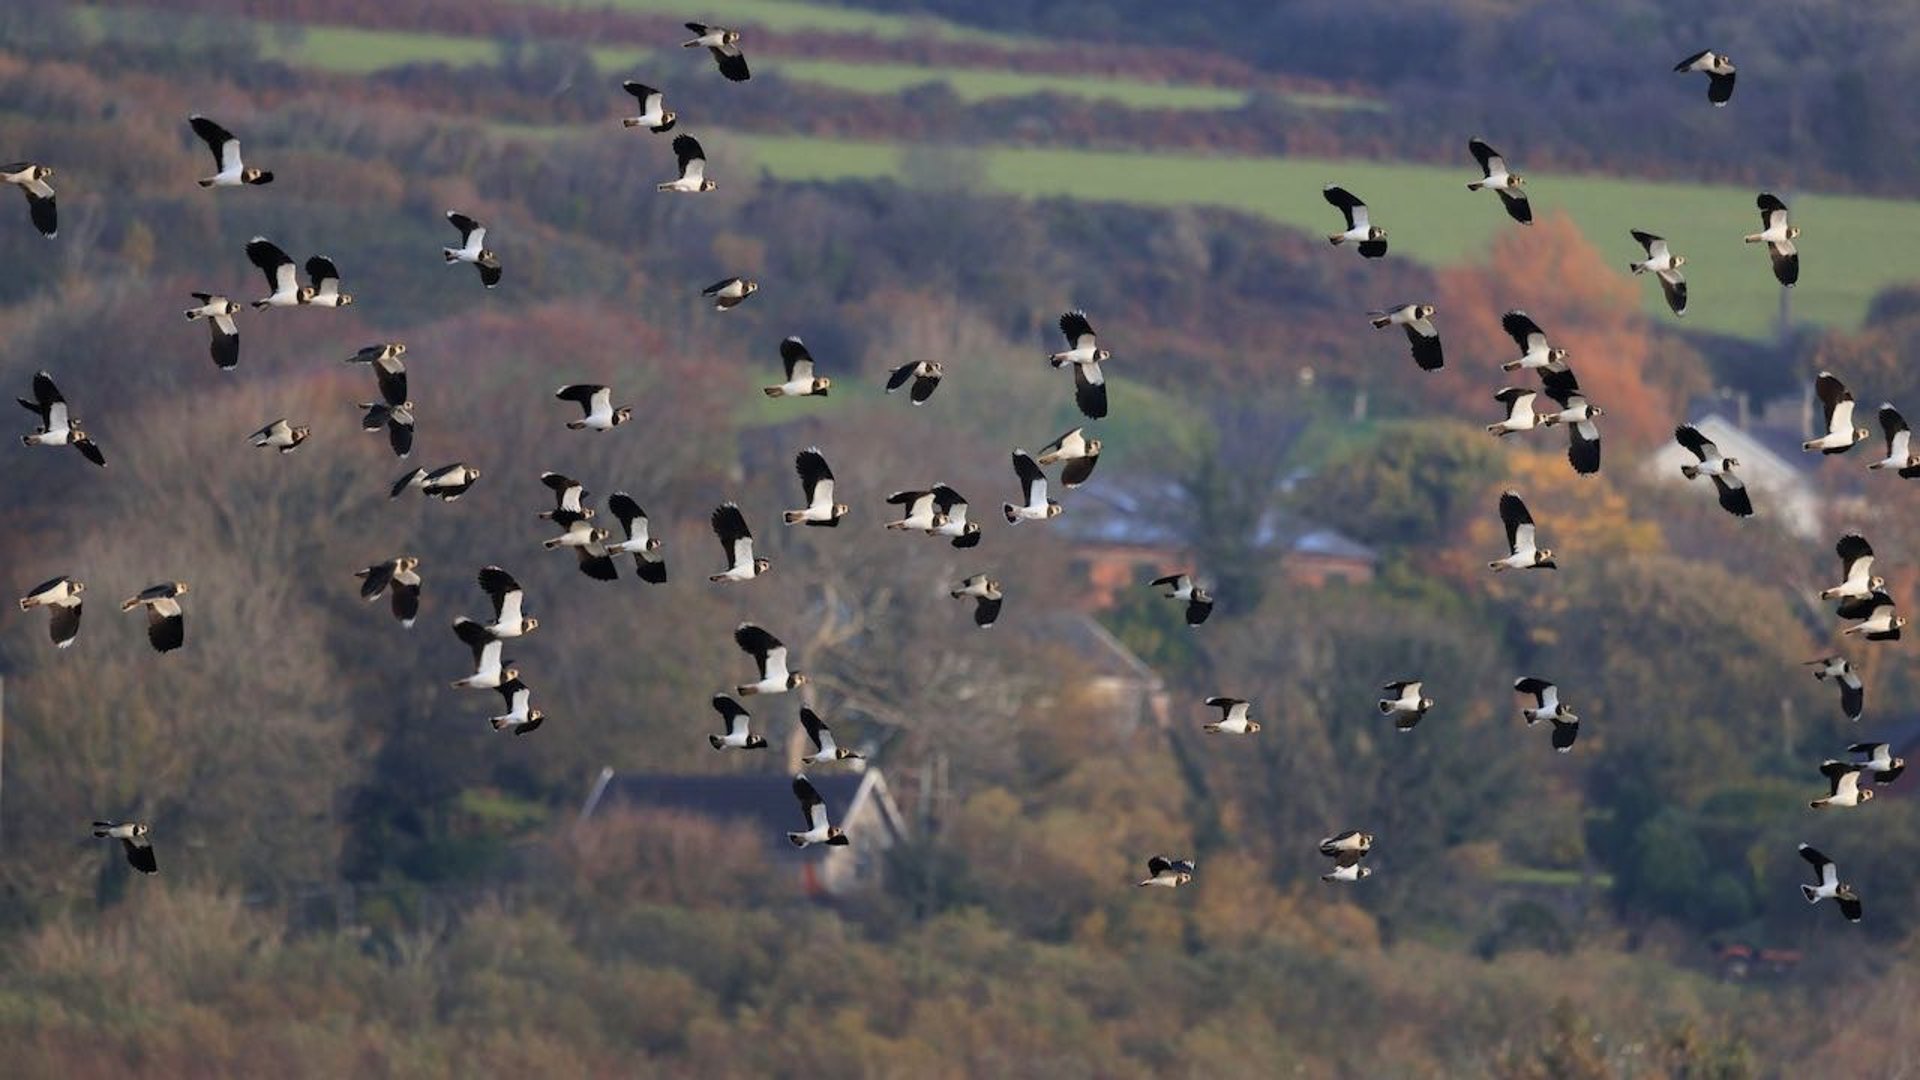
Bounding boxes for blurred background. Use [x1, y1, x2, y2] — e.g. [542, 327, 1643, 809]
[2, 0, 1919, 1074]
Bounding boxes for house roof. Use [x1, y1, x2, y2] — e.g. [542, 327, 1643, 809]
[586, 769, 906, 851]
[1021, 612, 1162, 686]
[1063, 482, 1374, 561]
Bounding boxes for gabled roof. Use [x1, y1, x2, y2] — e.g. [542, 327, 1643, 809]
[585, 768, 906, 852]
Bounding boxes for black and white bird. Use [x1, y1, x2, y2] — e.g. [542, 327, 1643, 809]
[1804, 373, 1867, 454]
[1036, 427, 1101, 488]
[1150, 573, 1213, 627]
[184, 293, 240, 370]
[684, 23, 750, 82]
[1, 162, 56, 236]
[950, 574, 1003, 628]
[1465, 138, 1531, 225]
[1320, 841, 1373, 884]
[1840, 591, 1905, 642]
[800, 707, 864, 764]
[356, 556, 422, 627]
[1539, 368, 1603, 476]
[351, 344, 413, 457]
[443, 211, 501, 288]
[1486, 387, 1540, 437]
[304, 256, 351, 307]
[605, 492, 667, 584]
[357, 397, 414, 459]
[1807, 656, 1865, 723]
[787, 775, 847, 848]
[120, 581, 188, 653]
[1745, 193, 1799, 288]
[18, 575, 83, 649]
[189, 115, 273, 187]
[1323, 185, 1387, 257]
[490, 676, 544, 735]
[245, 237, 306, 308]
[1202, 696, 1259, 735]
[1490, 491, 1555, 571]
[1628, 231, 1688, 317]
[1848, 741, 1905, 784]
[1811, 761, 1874, 809]
[1820, 534, 1882, 602]
[1499, 312, 1566, 375]
[1320, 830, 1373, 858]
[472, 566, 538, 637]
[1869, 404, 1920, 475]
[708, 695, 766, 751]
[931, 485, 981, 548]
[1378, 681, 1433, 732]
[249, 418, 310, 454]
[539, 472, 590, 522]
[619, 81, 677, 132]
[884, 489, 947, 533]
[1048, 311, 1110, 420]
[1674, 425, 1753, 517]
[735, 623, 805, 696]
[390, 462, 480, 501]
[554, 384, 632, 431]
[1004, 449, 1063, 523]
[702, 276, 757, 310]
[885, 360, 944, 405]
[1368, 303, 1443, 371]
[18, 371, 106, 466]
[1514, 677, 1579, 752]
[92, 821, 157, 874]
[766, 337, 831, 397]
[709, 502, 769, 582]
[1797, 844, 1861, 922]
[450, 617, 515, 690]
[783, 447, 848, 527]
[346, 342, 408, 404]
[659, 134, 716, 192]
[1137, 856, 1195, 888]
[1674, 49, 1736, 106]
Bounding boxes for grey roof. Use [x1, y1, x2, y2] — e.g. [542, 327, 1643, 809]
[1288, 527, 1378, 562]
[596, 772, 865, 854]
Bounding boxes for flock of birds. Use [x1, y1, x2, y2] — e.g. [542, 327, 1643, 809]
[0, 30, 1891, 918]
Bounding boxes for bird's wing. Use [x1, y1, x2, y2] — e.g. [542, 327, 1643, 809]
[1012, 451, 1046, 503]
[799, 707, 831, 749]
[1500, 311, 1546, 354]
[796, 448, 834, 503]
[1499, 492, 1531, 551]
[1467, 137, 1503, 176]
[779, 337, 813, 381]
[734, 622, 781, 661]
[1146, 855, 1172, 877]
[1836, 533, 1873, 570]
[1498, 188, 1532, 224]
[1322, 185, 1365, 228]
[623, 80, 660, 104]
[1674, 425, 1713, 460]
[554, 383, 603, 410]
[712, 503, 751, 558]
[1058, 310, 1097, 350]
[607, 492, 644, 537]
[673, 135, 706, 175]
[446, 211, 483, 243]
[712, 49, 751, 82]
[1073, 362, 1108, 419]
[1757, 192, 1789, 222]
[1674, 49, 1712, 72]
[1631, 230, 1666, 258]
[189, 115, 237, 170]
[1798, 843, 1832, 873]
[1657, 269, 1687, 316]
[245, 237, 294, 288]
[701, 277, 738, 296]
[305, 255, 340, 289]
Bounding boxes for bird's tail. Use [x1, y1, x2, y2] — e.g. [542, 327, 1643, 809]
[762, 386, 783, 397]
[442, 249, 458, 262]
[656, 182, 678, 193]
[1801, 884, 1821, 903]
[786, 832, 807, 847]
[621, 118, 643, 128]
[1499, 359, 1523, 371]
[91, 822, 112, 837]
[1327, 234, 1344, 245]
[681, 39, 701, 48]
[565, 420, 586, 430]
[250, 300, 271, 310]
[783, 510, 807, 524]
[708, 734, 725, 749]
[1369, 315, 1392, 329]
[196, 178, 214, 188]
[1742, 233, 1763, 244]
[1869, 460, 1888, 471]
[1003, 504, 1020, 523]
[1466, 181, 1484, 192]
[1377, 700, 1394, 714]
[736, 684, 759, 696]
[1680, 463, 1700, 479]
[1202, 722, 1223, 733]
[492, 716, 512, 731]
[1628, 262, 1646, 274]
[1810, 799, 1829, 809]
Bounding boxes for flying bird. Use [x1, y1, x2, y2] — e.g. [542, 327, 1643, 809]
[92, 821, 157, 874]
[1137, 856, 1195, 888]
[1378, 680, 1433, 732]
[346, 342, 408, 405]
[555, 384, 632, 431]
[189, 115, 272, 186]
[390, 463, 480, 501]
[1490, 491, 1555, 571]
[1798, 843, 1861, 922]
[708, 695, 766, 751]
[18, 371, 106, 466]
[950, 574, 1003, 628]
[1202, 696, 1259, 735]
[1320, 839, 1373, 883]
[1487, 387, 1540, 437]
[702, 276, 757, 310]
[784, 447, 848, 526]
[1848, 742, 1905, 784]
[787, 775, 847, 848]
[245, 237, 305, 307]
[1323, 185, 1386, 257]
[1, 162, 56, 236]
[357, 398, 414, 459]
[356, 556, 422, 626]
[659, 134, 716, 192]
[1868, 404, 1920, 475]
[923, 486, 979, 549]
[1820, 534, 1882, 602]
[1514, 677, 1579, 752]
[1744, 193, 1799, 288]
[1368, 303, 1443, 371]
[1004, 449, 1063, 523]
[18, 575, 83, 649]
[885, 360, 944, 405]
[1036, 427, 1101, 488]
[184, 293, 240, 370]
[1538, 368, 1603, 476]
[1048, 311, 1110, 420]
[120, 581, 188, 653]
[1839, 591, 1905, 641]
[766, 337, 831, 397]
[304, 256, 351, 307]
[709, 502, 769, 582]
[1319, 831, 1372, 858]
[1150, 573, 1213, 626]
[1807, 656, 1864, 723]
[1675, 49, 1736, 106]
[1803, 373, 1867, 454]
[605, 492, 667, 584]
[248, 418, 310, 454]
[1465, 138, 1530, 225]
[1674, 425, 1753, 517]
[450, 617, 515, 690]
[444, 211, 502, 288]
[735, 623, 805, 696]
[884, 489, 947, 533]
[1498, 311, 1568, 373]
[684, 23, 750, 82]
[474, 566, 538, 637]
[619, 81, 676, 132]
[800, 707, 864, 764]
[490, 676, 544, 735]
[1810, 761, 1874, 809]
[1627, 231, 1687, 316]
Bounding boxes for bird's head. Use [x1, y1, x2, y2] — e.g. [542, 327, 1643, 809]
[466, 466, 483, 479]
[1509, 173, 1526, 187]
[754, 557, 772, 574]
[391, 343, 408, 357]
[661, 109, 678, 126]
[646, 537, 663, 552]
[1857, 427, 1872, 442]
[293, 425, 311, 441]
[1549, 347, 1570, 364]
[615, 407, 634, 425]
[1359, 833, 1375, 848]
[1898, 616, 1911, 630]
[1176, 870, 1193, 885]
[1536, 549, 1555, 563]
[1417, 304, 1436, 319]
[1861, 788, 1876, 803]
[813, 376, 832, 393]
[1095, 347, 1112, 362]
[68, 425, 85, 440]
[1085, 436, 1104, 455]
[400, 557, 419, 571]
[1672, 254, 1688, 268]
[173, 581, 190, 595]
[930, 512, 951, 530]
[1192, 586, 1212, 602]
[788, 672, 809, 689]
[723, 29, 741, 44]
[1421, 697, 1435, 711]
[1726, 456, 1740, 468]
[701, 179, 718, 193]
[1590, 404, 1607, 418]
[1896, 756, 1908, 770]
[580, 507, 595, 519]
[130, 822, 148, 838]
[1046, 503, 1064, 518]
[962, 521, 981, 536]
[1872, 575, 1886, 591]
[34, 165, 52, 179]
[338, 293, 355, 306]
[1369, 226, 1388, 240]
[1244, 720, 1262, 734]
[527, 708, 545, 725]
[743, 280, 759, 294]
[479, 249, 498, 265]
[522, 617, 539, 632]
[243, 167, 266, 183]
[1787, 225, 1802, 240]
[298, 286, 317, 303]
[503, 666, 520, 682]
[592, 527, 610, 543]
[1837, 883, 1859, 901]
[70, 581, 85, 595]
[834, 502, 850, 518]
[1356, 866, 1374, 879]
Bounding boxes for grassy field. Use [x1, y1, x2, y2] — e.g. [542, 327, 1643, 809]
[740, 136, 1920, 338]
[507, 0, 1029, 47]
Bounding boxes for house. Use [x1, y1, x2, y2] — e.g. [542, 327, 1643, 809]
[578, 766, 909, 897]
[1020, 612, 1171, 732]
[1640, 411, 1822, 538]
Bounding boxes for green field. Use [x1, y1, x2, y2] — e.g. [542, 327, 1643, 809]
[508, 0, 1030, 47]
[740, 136, 1920, 338]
